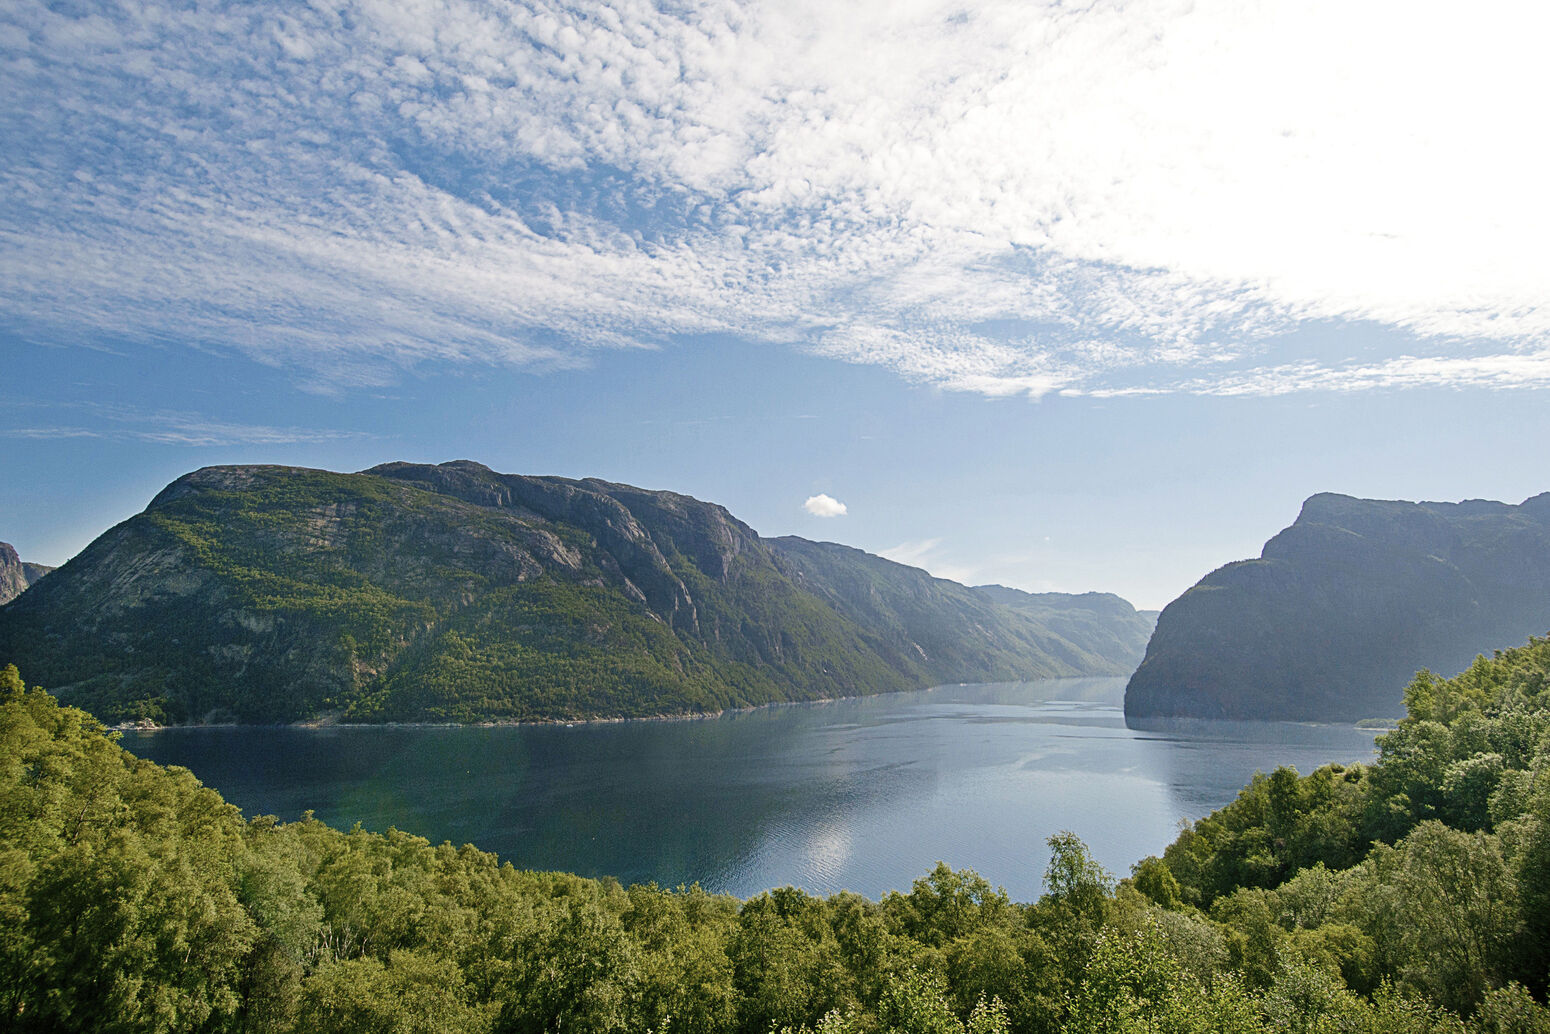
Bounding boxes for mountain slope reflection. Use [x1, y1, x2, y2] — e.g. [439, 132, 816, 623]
[1123, 714, 1381, 814]
[122, 678, 1375, 900]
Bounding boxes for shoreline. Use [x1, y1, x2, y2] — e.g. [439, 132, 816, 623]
[111, 676, 1127, 733]
[113, 686, 915, 733]
[107, 675, 1384, 734]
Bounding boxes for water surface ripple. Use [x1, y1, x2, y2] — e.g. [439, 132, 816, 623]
[120, 678, 1378, 901]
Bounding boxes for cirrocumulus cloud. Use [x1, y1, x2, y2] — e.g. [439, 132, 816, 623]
[3, 0, 1547, 396]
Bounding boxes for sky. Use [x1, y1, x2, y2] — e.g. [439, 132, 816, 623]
[3, 0, 1549, 611]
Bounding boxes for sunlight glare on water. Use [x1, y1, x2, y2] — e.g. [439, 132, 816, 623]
[121, 678, 1377, 901]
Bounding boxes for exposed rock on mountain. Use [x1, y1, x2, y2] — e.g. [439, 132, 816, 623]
[0, 542, 51, 605]
[1125, 492, 1550, 721]
[0, 461, 1152, 724]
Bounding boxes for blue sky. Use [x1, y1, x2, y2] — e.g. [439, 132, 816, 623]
[4, 0, 1549, 610]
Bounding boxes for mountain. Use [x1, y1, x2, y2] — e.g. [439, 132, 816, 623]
[1124, 491, 1550, 721]
[970, 583, 1157, 671]
[0, 542, 52, 605]
[765, 541, 1154, 679]
[0, 461, 1151, 725]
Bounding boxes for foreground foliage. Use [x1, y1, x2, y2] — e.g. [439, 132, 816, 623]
[3, 639, 1550, 1032]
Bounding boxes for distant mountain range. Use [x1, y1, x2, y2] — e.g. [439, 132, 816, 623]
[0, 461, 1154, 724]
[1125, 491, 1550, 721]
[0, 542, 51, 606]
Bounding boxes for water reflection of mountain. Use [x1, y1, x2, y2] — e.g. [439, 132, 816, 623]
[125, 712, 938, 894]
[121, 679, 1379, 901]
[1124, 715, 1379, 814]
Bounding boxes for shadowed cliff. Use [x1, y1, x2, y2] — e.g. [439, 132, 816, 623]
[1125, 491, 1550, 721]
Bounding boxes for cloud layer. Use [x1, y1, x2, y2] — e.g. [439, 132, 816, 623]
[1, 403, 376, 446]
[4, 0, 1547, 396]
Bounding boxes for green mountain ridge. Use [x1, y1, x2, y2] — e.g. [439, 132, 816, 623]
[1125, 491, 1550, 721]
[0, 461, 1152, 725]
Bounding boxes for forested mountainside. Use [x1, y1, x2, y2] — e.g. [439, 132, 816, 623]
[4, 637, 1549, 1031]
[0, 461, 1150, 725]
[0, 541, 51, 605]
[767, 540, 1154, 681]
[1126, 491, 1550, 720]
[969, 583, 1156, 673]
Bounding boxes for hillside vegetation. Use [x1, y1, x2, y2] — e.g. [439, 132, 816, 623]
[1126, 491, 1550, 720]
[0, 462, 1152, 725]
[4, 637, 1550, 1031]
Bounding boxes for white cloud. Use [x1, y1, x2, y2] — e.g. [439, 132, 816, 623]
[2, 427, 100, 440]
[3, 0, 1548, 396]
[878, 538, 979, 584]
[803, 493, 848, 518]
[878, 538, 943, 567]
[1, 403, 377, 446]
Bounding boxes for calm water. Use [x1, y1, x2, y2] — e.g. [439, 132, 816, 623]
[120, 678, 1378, 902]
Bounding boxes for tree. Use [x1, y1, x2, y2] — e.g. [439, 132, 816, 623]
[1067, 920, 1258, 1034]
[297, 950, 496, 1034]
[1361, 821, 1520, 1011]
[1044, 832, 1113, 919]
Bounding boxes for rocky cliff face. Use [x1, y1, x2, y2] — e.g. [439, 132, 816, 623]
[1124, 492, 1550, 721]
[0, 542, 52, 605]
[0, 462, 1152, 724]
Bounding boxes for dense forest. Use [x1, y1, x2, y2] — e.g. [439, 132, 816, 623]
[4, 638, 1550, 1032]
